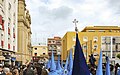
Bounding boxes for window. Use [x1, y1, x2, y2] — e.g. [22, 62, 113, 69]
[112, 38, 116, 44]
[99, 30, 105, 32]
[34, 48, 37, 50]
[8, 3, 11, 10]
[102, 37, 111, 44]
[87, 30, 95, 32]
[83, 45, 87, 50]
[73, 36, 76, 41]
[13, 38, 15, 43]
[34, 53, 37, 56]
[83, 36, 88, 42]
[56, 41, 61, 44]
[93, 36, 98, 42]
[52, 41, 55, 43]
[8, 23, 10, 27]
[93, 44, 98, 50]
[43, 47, 45, 50]
[13, 28, 15, 32]
[48, 41, 51, 43]
[57, 46, 60, 49]
[8, 34, 10, 39]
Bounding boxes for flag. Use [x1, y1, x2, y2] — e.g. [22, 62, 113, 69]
[62, 57, 69, 75]
[96, 51, 103, 75]
[50, 50, 56, 71]
[72, 33, 90, 75]
[46, 59, 51, 69]
[61, 60, 63, 68]
[48, 51, 58, 75]
[56, 55, 63, 74]
[68, 49, 73, 75]
[56, 55, 62, 70]
[105, 56, 110, 75]
[117, 69, 120, 75]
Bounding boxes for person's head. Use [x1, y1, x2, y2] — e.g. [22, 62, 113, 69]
[91, 54, 93, 56]
[14, 66, 18, 69]
[110, 64, 114, 71]
[0, 64, 3, 72]
[116, 63, 119, 67]
[3, 68, 10, 73]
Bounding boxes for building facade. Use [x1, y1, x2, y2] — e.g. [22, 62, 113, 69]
[17, 0, 32, 65]
[62, 26, 120, 64]
[32, 45, 48, 62]
[47, 37, 62, 60]
[0, 0, 18, 65]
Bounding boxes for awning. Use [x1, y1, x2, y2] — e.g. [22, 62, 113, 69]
[0, 56, 5, 60]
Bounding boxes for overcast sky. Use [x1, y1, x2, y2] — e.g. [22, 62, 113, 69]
[26, 0, 120, 45]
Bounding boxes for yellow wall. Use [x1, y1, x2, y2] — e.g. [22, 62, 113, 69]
[62, 27, 120, 63]
[32, 46, 48, 56]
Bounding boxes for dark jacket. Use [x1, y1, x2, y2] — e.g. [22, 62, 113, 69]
[23, 68, 34, 75]
[26, 69, 34, 75]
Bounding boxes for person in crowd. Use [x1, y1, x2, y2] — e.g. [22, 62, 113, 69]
[33, 67, 37, 75]
[0, 64, 6, 75]
[90, 66, 96, 75]
[19, 65, 24, 75]
[102, 63, 106, 75]
[4, 68, 12, 75]
[117, 67, 120, 75]
[24, 64, 35, 75]
[115, 63, 119, 75]
[110, 64, 114, 75]
[3, 64, 10, 74]
[12, 66, 19, 75]
[23, 65, 27, 75]
[89, 54, 96, 67]
[41, 66, 48, 75]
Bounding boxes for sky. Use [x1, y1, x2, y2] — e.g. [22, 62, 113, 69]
[25, 0, 120, 45]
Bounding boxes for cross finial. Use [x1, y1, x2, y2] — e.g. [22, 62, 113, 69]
[73, 19, 78, 32]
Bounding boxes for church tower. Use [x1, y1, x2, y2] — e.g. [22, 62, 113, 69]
[17, 0, 32, 65]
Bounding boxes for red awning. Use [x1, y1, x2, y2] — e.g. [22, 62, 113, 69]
[0, 16, 2, 24]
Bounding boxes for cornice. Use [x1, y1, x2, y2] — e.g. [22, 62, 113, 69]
[18, 15, 32, 29]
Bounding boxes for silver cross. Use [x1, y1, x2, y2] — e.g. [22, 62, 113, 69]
[73, 19, 78, 32]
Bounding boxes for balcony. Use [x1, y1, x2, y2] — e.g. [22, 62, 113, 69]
[48, 50, 57, 55]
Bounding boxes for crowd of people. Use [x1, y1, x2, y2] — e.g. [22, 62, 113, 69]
[0, 60, 119, 75]
[88, 63, 120, 75]
[88, 54, 120, 75]
[0, 62, 48, 75]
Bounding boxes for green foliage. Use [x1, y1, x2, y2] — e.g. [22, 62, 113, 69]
[117, 54, 120, 59]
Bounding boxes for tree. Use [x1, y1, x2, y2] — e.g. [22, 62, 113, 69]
[117, 54, 120, 59]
